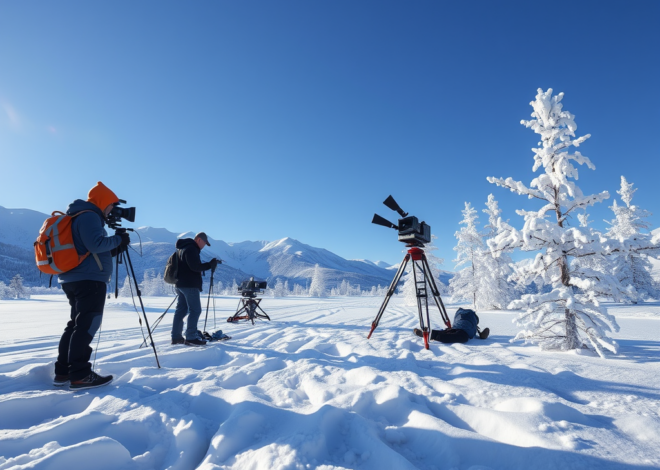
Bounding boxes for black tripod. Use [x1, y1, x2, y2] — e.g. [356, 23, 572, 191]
[202, 267, 218, 335]
[228, 294, 270, 325]
[114, 228, 161, 368]
[367, 245, 451, 350]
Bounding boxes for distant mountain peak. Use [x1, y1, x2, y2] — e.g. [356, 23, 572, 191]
[263, 237, 300, 251]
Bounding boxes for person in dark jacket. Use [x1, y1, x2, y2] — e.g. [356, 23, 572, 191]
[171, 232, 219, 346]
[414, 308, 489, 343]
[54, 182, 130, 390]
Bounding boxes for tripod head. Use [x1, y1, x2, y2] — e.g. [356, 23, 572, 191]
[372, 195, 431, 247]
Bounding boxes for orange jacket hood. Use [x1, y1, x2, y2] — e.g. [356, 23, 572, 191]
[87, 181, 119, 212]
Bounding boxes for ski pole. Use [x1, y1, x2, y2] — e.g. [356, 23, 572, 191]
[203, 268, 215, 333]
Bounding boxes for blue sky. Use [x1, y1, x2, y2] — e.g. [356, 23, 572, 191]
[1, 1, 658, 267]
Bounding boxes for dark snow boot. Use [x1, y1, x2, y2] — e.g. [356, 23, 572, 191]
[478, 328, 490, 339]
[184, 338, 207, 346]
[53, 375, 69, 387]
[70, 371, 113, 390]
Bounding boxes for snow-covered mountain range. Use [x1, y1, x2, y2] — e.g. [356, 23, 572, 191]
[0, 205, 397, 289]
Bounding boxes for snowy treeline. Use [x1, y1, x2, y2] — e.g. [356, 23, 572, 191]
[269, 267, 388, 298]
[0, 274, 31, 299]
[0, 242, 43, 287]
[605, 176, 660, 303]
[110, 265, 389, 299]
[0, 280, 62, 298]
[1, 268, 389, 300]
[269, 278, 387, 297]
[483, 88, 660, 357]
[115, 271, 174, 298]
[269, 264, 388, 298]
[449, 197, 518, 310]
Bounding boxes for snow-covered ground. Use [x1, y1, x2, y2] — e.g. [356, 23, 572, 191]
[1, 295, 659, 470]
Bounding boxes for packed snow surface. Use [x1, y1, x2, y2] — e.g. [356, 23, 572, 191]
[1, 296, 659, 469]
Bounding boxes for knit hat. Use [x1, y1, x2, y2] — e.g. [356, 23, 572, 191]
[87, 182, 119, 211]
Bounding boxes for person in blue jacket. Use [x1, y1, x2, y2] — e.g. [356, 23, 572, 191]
[54, 182, 130, 390]
[414, 308, 489, 343]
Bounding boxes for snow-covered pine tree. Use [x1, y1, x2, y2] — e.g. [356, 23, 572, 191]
[9, 274, 29, 299]
[338, 279, 349, 296]
[605, 176, 660, 302]
[272, 278, 287, 297]
[308, 264, 327, 297]
[0, 281, 10, 299]
[487, 88, 622, 356]
[481, 194, 517, 309]
[141, 270, 155, 296]
[449, 202, 486, 308]
[293, 283, 306, 296]
[118, 275, 133, 298]
[152, 273, 170, 296]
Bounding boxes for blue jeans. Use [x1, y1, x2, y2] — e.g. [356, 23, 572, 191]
[172, 287, 203, 341]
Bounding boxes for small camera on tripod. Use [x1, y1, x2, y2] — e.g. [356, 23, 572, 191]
[372, 195, 431, 246]
[107, 199, 136, 230]
[238, 278, 268, 298]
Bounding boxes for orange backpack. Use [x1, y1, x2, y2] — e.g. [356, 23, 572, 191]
[34, 211, 93, 275]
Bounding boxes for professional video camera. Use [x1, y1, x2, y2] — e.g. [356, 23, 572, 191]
[106, 199, 136, 230]
[238, 277, 268, 298]
[367, 195, 450, 350]
[229, 277, 271, 324]
[372, 195, 431, 246]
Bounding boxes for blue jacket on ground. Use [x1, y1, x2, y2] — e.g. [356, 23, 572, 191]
[58, 199, 122, 284]
[452, 308, 479, 339]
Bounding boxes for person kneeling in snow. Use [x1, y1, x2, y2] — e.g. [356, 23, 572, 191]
[414, 308, 489, 344]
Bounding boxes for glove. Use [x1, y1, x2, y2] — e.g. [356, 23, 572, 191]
[210, 258, 218, 271]
[119, 232, 131, 247]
